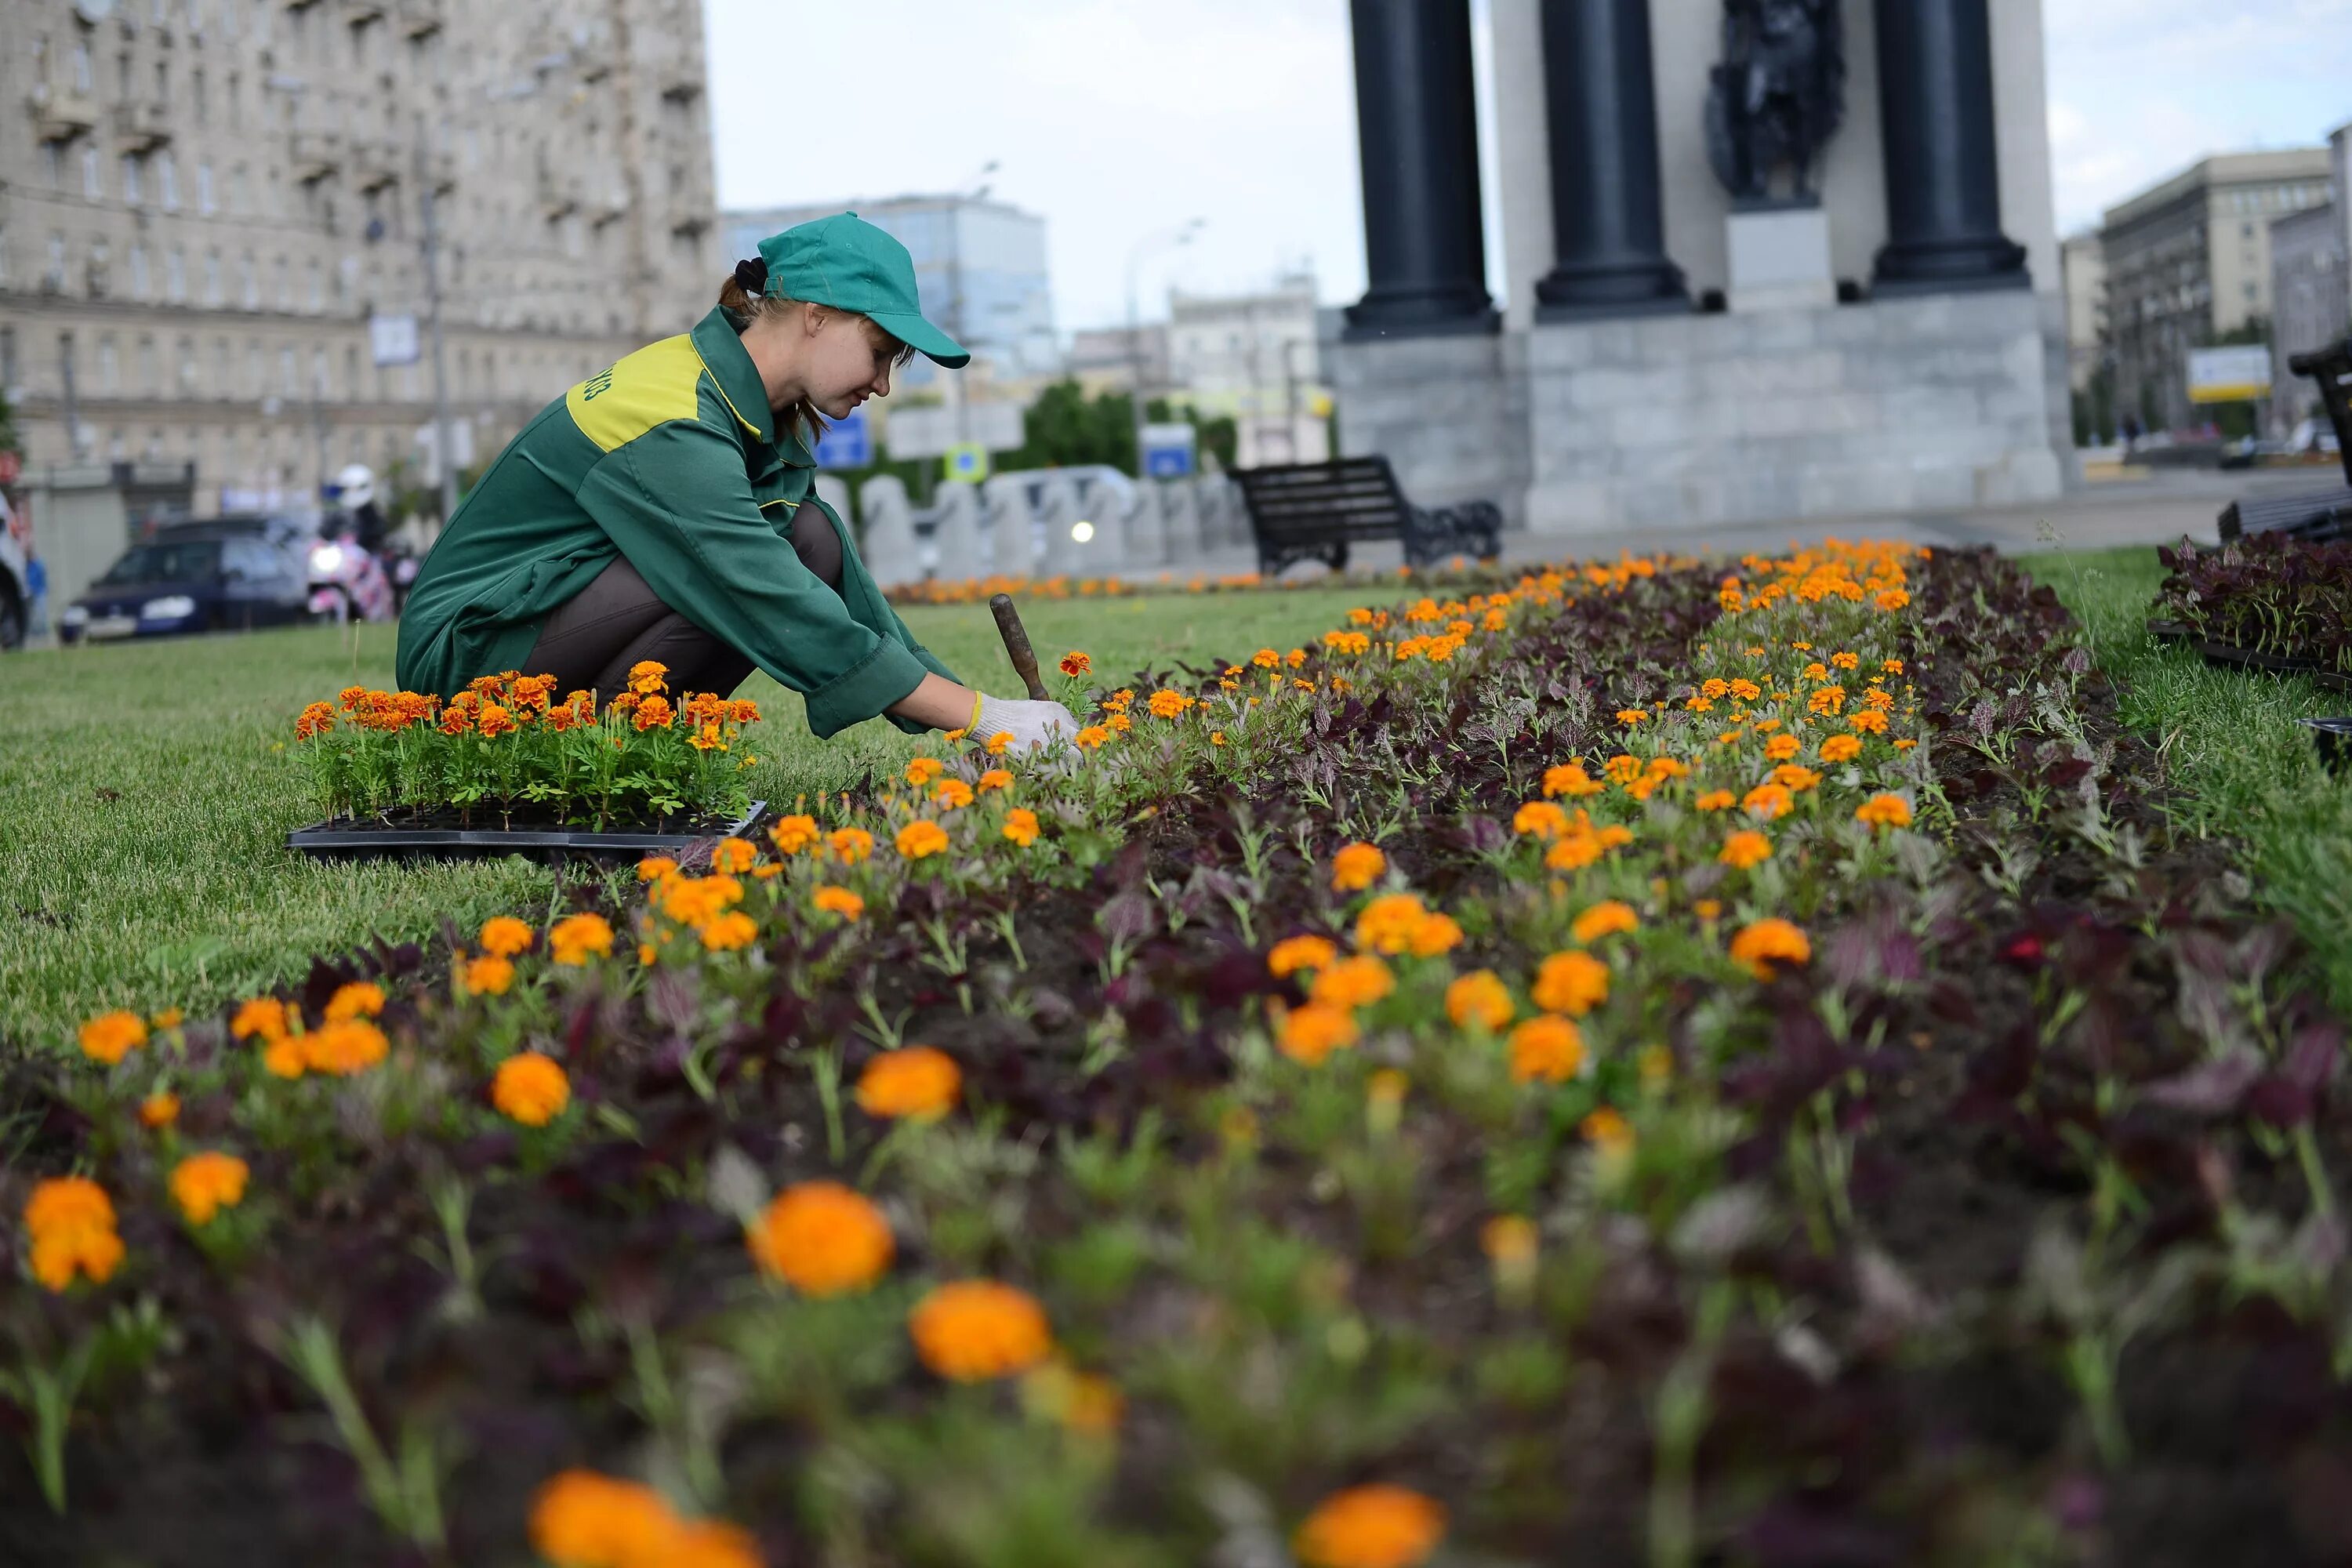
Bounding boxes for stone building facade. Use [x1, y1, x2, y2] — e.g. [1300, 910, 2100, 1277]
[2097, 149, 2331, 435]
[1327, 0, 2074, 538]
[1, 0, 717, 517]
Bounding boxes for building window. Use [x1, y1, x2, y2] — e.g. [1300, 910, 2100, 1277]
[240, 253, 257, 309]
[100, 336, 120, 395]
[43, 143, 62, 189]
[166, 246, 186, 300]
[158, 153, 178, 209]
[280, 346, 296, 397]
[204, 250, 221, 304]
[122, 155, 143, 206]
[73, 42, 93, 93]
[307, 260, 322, 313]
[83, 146, 103, 199]
[193, 69, 206, 124]
[130, 245, 149, 296]
[198, 162, 215, 213]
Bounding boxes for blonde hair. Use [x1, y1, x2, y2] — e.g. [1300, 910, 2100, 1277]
[718, 271, 913, 448]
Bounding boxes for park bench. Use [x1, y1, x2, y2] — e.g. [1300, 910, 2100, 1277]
[1233, 456, 1502, 577]
[2219, 336, 2352, 545]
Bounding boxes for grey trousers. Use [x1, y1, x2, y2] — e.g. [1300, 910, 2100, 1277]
[522, 509, 844, 699]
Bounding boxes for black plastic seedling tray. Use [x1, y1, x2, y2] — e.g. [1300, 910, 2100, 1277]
[288, 802, 768, 863]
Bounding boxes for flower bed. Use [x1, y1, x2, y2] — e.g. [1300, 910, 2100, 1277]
[2153, 534, 2352, 684]
[9, 544, 2350, 1566]
[292, 664, 764, 833]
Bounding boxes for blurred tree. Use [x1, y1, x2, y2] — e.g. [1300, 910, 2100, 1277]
[0, 386, 18, 456]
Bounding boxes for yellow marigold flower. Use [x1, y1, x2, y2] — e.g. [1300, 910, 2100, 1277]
[139, 1091, 180, 1128]
[659, 874, 743, 928]
[1892, 736, 1918, 751]
[1719, 830, 1773, 869]
[856, 1045, 962, 1121]
[1481, 1214, 1537, 1265]
[1730, 917, 1813, 979]
[1542, 762, 1603, 798]
[1062, 723, 1105, 750]
[302, 1018, 389, 1076]
[1582, 1106, 1635, 1154]
[766, 815, 821, 855]
[550, 913, 615, 966]
[1002, 808, 1042, 848]
[263, 1035, 307, 1080]
[748, 1181, 894, 1297]
[1855, 793, 1914, 829]
[324, 981, 386, 1023]
[1508, 1014, 1586, 1083]
[1059, 650, 1092, 677]
[935, 779, 975, 811]
[1694, 898, 1723, 920]
[151, 1007, 183, 1030]
[1354, 893, 1432, 956]
[1268, 935, 1340, 978]
[1615, 709, 1648, 726]
[1849, 709, 1890, 734]
[1830, 650, 1860, 670]
[1445, 970, 1515, 1032]
[1818, 734, 1864, 764]
[976, 768, 1014, 794]
[462, 954, 516, 997]
[1147, 689, 1195, 719]
[1312, 955, 1396, 1010]
[1211, 731, 1229, 746]
[78, 1010, 147, 1065]
[1571, 901, 1639, 944]
[1882, 658, 1905, 674]
[710, 837, 758, 874]
[1293, 1485, 1447, 1568]
[1808, 685, 1846, 716]
[492, 1051, 571, 1127]
[1764, 732, 1802, 762]
[169, 1151, 249, 1225]
[1275, 1001, 1361, 1065]
[1531, 950, 1610, 1016]
[478, 916, 535, 957]
[230, 996, 288, 1043]
[529, 1469, 678, 1568]
[1770, 764, 1822, 793]
[1693, 789, 1736, 812]
[905, 757, 946, 787]
[812, 885, 865, 922]
[1741, 783, 1794, 821]
[1802, 661, 1829, 681]
[909, 1279, 1055, 1382]
[985, 731, 1014, 755]
[1596, 824, 1635, 850]
[822, 826, 873, 864]
[1330, 841, 1388, 891]
[896, 819, 951, 859]
[699, 911, 759, 952]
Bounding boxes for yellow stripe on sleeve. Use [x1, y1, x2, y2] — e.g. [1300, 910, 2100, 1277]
[564, 335, 706, 454]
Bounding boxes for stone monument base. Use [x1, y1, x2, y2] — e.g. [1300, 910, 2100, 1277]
[1325, 329, 1531, 532]
[1726, 205, 1837, 314]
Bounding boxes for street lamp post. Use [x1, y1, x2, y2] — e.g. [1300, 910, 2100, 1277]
[1125, 218, 1203, 477]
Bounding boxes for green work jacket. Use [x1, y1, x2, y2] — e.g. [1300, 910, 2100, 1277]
[394, 307, 954, 737]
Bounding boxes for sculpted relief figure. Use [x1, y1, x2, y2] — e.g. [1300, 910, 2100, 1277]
[1705, 0, 1846, 205]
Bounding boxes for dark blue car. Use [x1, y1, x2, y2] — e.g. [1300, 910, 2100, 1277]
[60, 519, 311, 644]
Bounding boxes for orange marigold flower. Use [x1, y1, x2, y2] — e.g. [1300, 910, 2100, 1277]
[1513, 800, 1570, 842]
[324, 981, 386, 1023]
[492, 1051, 571, 1127]
[140, 1091, 180, 1128]
[1354, 893, 1432, 956]
[1276, 1001, 1361, 1065]
[302, 1018, 389, 1076]
[767, 815, 821, 855]
[169, 1151, 249, 1225]
[529, 1469, 679, 1568]
[262, 1036, 307, 1080]
[748, 1181, 894, 1296]
[637, 855, 679, 884]
[826, 826, 875, 863]
[1542, 762, 1603, 798]
[856, 1045, 961, 1121]
[812, 885, 865, 922]
[24, 1177, 123, 1292]
[462, 954, 516, 997]
[1481, 1214, 1537, 1265]
[1582, 1106, 1635, 1155]
[475, 702, 518, 739]
[1719, 830, 1773, 869]
[550, 912, 616, 966]
[26, 1175, 115, 1239]
[1002, 808, 1042, 848]
[1059, 650, 1092, 677]
[1741, 783, 1794, 821]
[1508, 1014, 1586, 1083]
[659, 873, 743, 928]
[976, 768, 1014, 794]
[627, 659, 670, 695]
[1764, 732, 1802, 762]
[1445, 971, 1515, 1032]
[475, 915, 534, 958]
[1694, 898, 1723, 920]
[1818, 734, 1864, 764]
[1312, 954, 1396, 1010]
[1073, 724, 1112, 750]
[895, 819, 951, 859]
[1892, 736, 1918, 751]
[1268, 935, 1340, 978]
[1770, 764, 1823, 793]
[1531, 949, 1610, 1016]
[699, 911, 759, 952]
[1409, 911, 1465, 956]
[78, 1010, 147, 1065]
[1147, 689, 1195, 719]
[1831, 650, 1860, 670]
[1330, 841, 1388, 891]
[1730, 917, 1812, 979]
[295, 701, 337, 740]
[909, 1279, 1054, 1382]
[1875, 587, 1911, 612]
[906, 757, 945, 787]
[625, 693, 672, 730]
[1807, 685, 1846, 717]
[710, 837, 758, 874]
[934, 779, 975, 811]
[1571, 900, 1639, 944]
[1615, 709, 1648, 726]
[1855, 793, 1914, 829]
[1693, 789, 1737, 813]
[1545, 834, 1603, 871]
[1293, 1485, 1447, 1568]
[1849, 709, 1890, 735]
[230, 995, 289, 1043]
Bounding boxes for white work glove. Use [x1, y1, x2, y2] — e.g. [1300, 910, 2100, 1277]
[973, 694, 1078, 753]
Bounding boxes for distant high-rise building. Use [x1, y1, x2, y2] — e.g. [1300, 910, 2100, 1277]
[2060, 234, 2107, 397]
[721, 194, 1058, 383]
[0, 0, 720, 521]
[2269, 123, 2352, 434]
[2099, 150, 2332, 432]
[1164, 272, 1328, 467]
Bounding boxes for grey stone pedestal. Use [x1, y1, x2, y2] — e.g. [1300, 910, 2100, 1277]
[1327, 331, 1530, 530]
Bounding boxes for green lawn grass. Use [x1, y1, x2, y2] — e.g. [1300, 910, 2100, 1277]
[0, 586, 1373, 1052]
[2023, 543, 2352, 1013]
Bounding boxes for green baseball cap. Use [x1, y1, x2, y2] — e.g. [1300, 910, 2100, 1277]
[756, 212, 971, 368]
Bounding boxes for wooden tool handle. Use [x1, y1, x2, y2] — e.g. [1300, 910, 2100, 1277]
[989, 593, 1051, 701]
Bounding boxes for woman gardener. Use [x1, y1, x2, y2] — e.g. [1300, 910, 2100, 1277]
[394, 213, 1076, 750]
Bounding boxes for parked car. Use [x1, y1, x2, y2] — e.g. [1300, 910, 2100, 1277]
[0, 524, 27, 652]
[60, 517, 311, 645]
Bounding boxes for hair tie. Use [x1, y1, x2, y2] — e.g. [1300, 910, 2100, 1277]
[733, 257, 769, 296]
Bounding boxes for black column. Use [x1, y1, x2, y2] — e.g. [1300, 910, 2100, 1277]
[1342, 0, 1497, 340]
[1871, 0, 2028, 295]
[1533, 0, 1686, 321]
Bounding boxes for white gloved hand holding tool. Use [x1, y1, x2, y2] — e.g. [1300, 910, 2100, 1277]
[971, 692, 1078, 753]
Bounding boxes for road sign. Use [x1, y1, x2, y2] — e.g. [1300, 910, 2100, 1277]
[815, 407, 871, 470]
[887, 402, 1025, 459]
[2187, 345, 2273, 405]
[1142, 420, 1196, 479]
[369, 314, 421, 368]
[942, 442, 990, 485]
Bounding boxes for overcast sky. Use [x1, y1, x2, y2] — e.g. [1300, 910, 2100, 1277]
[705, 0, 2352, 334]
